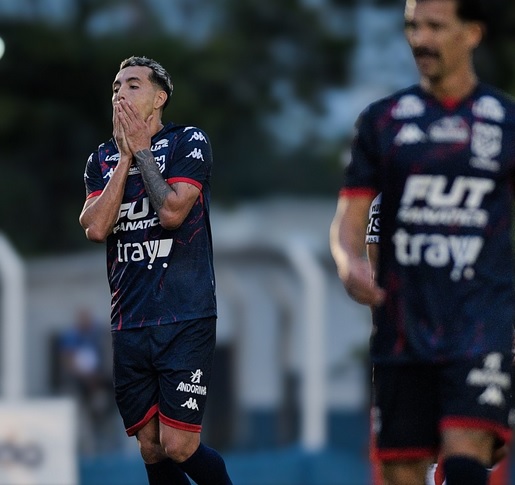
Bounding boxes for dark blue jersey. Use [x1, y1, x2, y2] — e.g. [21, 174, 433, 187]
[343, 84, 515, 363]
[84, 123, 216, 330]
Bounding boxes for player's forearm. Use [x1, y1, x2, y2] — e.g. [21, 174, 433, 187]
[134, 149, 184, 230]
[134, 149, 170, 210]
[80, 160, 131, 242]
[330, 198, 368, 277]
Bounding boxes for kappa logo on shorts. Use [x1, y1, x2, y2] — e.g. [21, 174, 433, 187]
[466, 353, 510, 407]
[181, 397, 199, 411]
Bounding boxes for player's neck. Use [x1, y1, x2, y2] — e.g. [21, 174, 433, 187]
[420, 70, 478, 104]
[150, 119, 165, 137]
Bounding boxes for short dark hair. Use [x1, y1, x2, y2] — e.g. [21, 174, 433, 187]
[455, 0, 488, 23]
[119, 56, 173, 110]
[408, 0, 488, 23]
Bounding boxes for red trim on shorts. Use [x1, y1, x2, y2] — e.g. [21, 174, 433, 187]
[126, 403, 159, 437]
[339, 187, 378, 198]
[166, 177, 202, 191]
[376, 447, 436, 462]
[159, 411, 202, 433]
[440, 416, 512, 442]
[86, 190, 102, 199]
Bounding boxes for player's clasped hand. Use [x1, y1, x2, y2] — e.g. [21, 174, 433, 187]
[115, 99, 153, 155]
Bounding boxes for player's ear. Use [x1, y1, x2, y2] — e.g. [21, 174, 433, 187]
[154, 90, 167, 111]
[466, 21, 484, 50]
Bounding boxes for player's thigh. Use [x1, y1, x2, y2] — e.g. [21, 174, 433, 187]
[152, 317, 217, 430]
[112, 328, 160, 433]
[373, 363, 440, 461]
[382, 458, 434, 485]
[441, 427, 494, 464]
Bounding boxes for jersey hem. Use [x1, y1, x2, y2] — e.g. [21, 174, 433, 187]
[111, 311, 217, 331]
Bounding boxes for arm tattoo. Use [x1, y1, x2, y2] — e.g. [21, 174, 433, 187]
[134, 149, 173, 211]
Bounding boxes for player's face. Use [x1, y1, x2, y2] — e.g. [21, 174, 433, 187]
[404, 0, 481, 83]
[111, 66, 161, 119]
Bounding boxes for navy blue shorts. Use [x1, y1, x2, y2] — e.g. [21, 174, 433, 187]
[372, 353, 512, 461]
[112, 317, 216, 436]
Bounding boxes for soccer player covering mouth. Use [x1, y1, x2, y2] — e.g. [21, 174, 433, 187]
[79, 56, 232, 485]
[330, 1, 515, 484]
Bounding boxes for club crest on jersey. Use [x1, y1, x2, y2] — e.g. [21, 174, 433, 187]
[391, 95, 425, 119]
[471, 122, 502, 160]
[472, 96, 505, 122]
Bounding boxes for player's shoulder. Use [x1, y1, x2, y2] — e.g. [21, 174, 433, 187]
[359, 85, 423, 122]
[164, 123, 210, 143]
[473, 83, 515, 123]
[87, 139, 115, 162]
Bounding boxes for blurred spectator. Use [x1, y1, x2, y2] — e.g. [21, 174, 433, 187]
[56, 308, 116, 455]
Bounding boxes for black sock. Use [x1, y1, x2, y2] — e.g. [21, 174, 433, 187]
[443, 456, 488, 485]
[145, 458, 191, 485]
[178, 443, 232, 485]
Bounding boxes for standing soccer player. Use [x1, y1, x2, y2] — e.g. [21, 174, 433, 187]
[330, 1, 515, 484]
[79, 56, 232, 485]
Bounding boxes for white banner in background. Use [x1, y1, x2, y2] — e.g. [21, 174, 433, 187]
[0, 399, 77, 485]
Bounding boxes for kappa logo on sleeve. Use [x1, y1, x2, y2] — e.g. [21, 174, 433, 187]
[472, 96, 505, 122]
[188, 131, 208, 143]
[187, 148, 204, 161]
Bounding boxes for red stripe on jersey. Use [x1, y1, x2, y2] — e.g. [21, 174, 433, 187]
[125, 403, 159, 436]
[166, 177, 203, 191]
[86, 190, 102, 199]
[339, 187, 377, 198]
[159, 412, 202, 433]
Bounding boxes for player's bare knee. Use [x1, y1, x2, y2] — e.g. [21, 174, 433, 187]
[161, 431, 200, 463]
[137, 436, 167, 464]
[382, 461, 428, 485]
